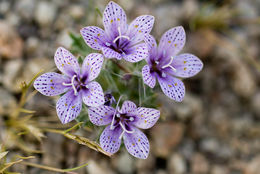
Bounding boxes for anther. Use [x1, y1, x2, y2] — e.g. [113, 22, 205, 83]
[129, 117, 134, 121]
[113, 27, 130, 43]
[162, 56, 177, 72]
[110, 96, 123, 130]
[105, 42, 111, 47]
[119, 122, 135, 139]
[62, 75, 78, 96]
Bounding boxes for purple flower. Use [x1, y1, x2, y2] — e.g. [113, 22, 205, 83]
[34, 47, 105, 124]
[88, 100, 160, 159]
[80, 1, 154, 62]
[142, 26, 203, 102]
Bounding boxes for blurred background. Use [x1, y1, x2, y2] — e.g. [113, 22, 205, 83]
[0, 0, 260, 173]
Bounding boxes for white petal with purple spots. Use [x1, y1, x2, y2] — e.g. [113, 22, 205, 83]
[171, 53, 203, 78]
[34, 72, 69, 96]
[123, 127, 150, 159]
[142, 65, 156, 88]
[56, 90, 82, 124]
[82, 53, 104, 82]
[158, 26, 186, 58]
[123, 43, 148, 63]
[158, 76, 185, 102]
[82, 81, 104, 107]
[54, 47, 80, 76]
[128, 15, 155, 44]
[120, 100, 137, 114]
[88, 105, 115, 126]
[102, 47, 122, 60]
[80, 26, 106, 50]
[134, 107, 160, 129]
[100, 126, 122, 154]
[103, 1, 127, 37]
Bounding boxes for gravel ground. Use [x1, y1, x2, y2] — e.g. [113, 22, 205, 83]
[0, 0, 260, 173]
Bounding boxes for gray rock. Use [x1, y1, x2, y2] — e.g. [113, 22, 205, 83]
[87, 160, 114, 174]
[168, 153, 187, 174]
[0, 0, 10, 14]
[230, 58, 256, 98]
[15, 0, 36, 20]
[211, 165, 229, 174]
[3, 59, 23, 92]
[117, 151, 134, 174]
[251, 92, 260, 117]
[191, 153, 209, 174]
[68, 5, 85, 20]
[25, 37, 40, 56]
[35, 1, 57, 27]
[151, 122, 184, 157]
[56, 29, 73, 48]
[153, 4, 181, 36]
[0, 21, 24, 59]
[0, 88, 17, 115]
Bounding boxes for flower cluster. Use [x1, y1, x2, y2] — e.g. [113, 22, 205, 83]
[34, 1, 203, 159]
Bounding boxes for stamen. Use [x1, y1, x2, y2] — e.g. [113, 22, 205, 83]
[129, 117, 134, 121]
[162, 56, 177, 72]
[162, 72, 167, 78]
[110, 95, 123, 130]
[113, 27, 130, 43]
[62, 75, 78, 96]
[155, 61, 159, 64]
[105, 42, 111, 47]
[119, 122, 135, 139]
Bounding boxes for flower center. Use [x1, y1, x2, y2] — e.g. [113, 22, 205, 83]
[62, 75, 88, 96]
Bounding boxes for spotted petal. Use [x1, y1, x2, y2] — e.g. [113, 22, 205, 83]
[56, 90, 82, 124]
[100, 126, 122, 154]
[128, 15, 155, 44]
[134, 107, 160, 129]
[158, 26, 186, 59]
[54, 47, 80, 76]
[102, 47, 122, 60]
[82, 53, 104, 82]
[82, 81, 104, 107]
[120, 100, 137, 114]
[158, 76, 185, 102]
[80, 26, 106, 50]
[144, 34, 158, 63]
[88, 105, 115, 126]
[171, 54, 203, 78]
[103, 1, 127, 38]
[34, 72, 69, 96]
[123, 128, 149, 159]
[142, 65, 156, 88]
[123, 43, 148, 63]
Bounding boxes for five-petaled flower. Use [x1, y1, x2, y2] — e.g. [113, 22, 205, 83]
[88, 100, 160, 159]
[34, 47, 105, 124]
[142, 26, 203, 102]
[80, 1, 154, 63]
